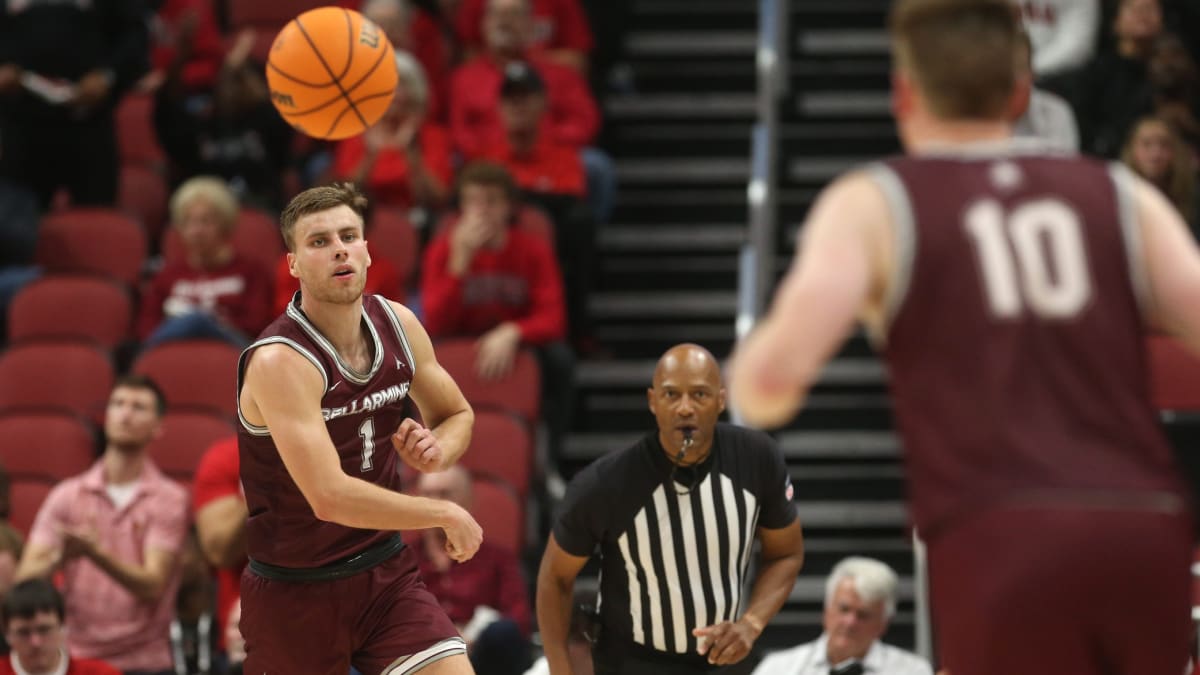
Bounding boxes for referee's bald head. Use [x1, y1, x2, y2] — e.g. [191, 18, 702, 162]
[652, 343, 722, 388]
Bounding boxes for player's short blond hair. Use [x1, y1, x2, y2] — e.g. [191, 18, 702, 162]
[889, 0, 1020, 120]
[279, 183, 369, 251]
[169, 176, 238, 233]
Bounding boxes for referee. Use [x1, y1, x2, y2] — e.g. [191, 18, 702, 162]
[537, 343, 805, 674]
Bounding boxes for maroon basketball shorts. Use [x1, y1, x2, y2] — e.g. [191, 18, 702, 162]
[241, 544, 465, 674]
[928, 504, 1192, 675]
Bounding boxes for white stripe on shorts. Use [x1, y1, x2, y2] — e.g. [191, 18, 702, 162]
[380, 636, 468, 675]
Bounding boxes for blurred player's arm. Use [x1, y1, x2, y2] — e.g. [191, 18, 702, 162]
[729, 172, 888, 428]
[694, 519, 804, 665]
[241, 345, 480, 556]
[536, 533, 590, 675]
[390, 300, 475, 468]
[1137, 173, 1200, 354]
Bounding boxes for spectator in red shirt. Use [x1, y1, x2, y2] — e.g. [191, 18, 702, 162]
[332, 52, 453, 212]
[0, 580, 120, 675]
[416, 466, 531, 675]
[449, 0, 598, 158]
[147, 0, 225, 93]
[362, 0, 452, 122]
[191, 437, 244, 665]
[454, 0, 593, 71]
[138, 177, 274, 348]
[422, 161, 574, 457]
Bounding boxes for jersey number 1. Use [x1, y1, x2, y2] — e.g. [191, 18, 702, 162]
[965, 198, 1091, 319]
[358, 417, 375, 472]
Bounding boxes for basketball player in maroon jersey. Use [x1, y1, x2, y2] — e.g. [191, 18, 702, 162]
[730, 1, 1200, 674]
[236, 183, 482, 674]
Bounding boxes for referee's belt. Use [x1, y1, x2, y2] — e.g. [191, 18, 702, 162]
[248, 534, 405, 582]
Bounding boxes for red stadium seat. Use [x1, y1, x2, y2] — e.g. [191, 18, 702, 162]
[10, 480, 52, 537]
[9, 276, 133, 349]
[368, 208, 418, 292]
[0, 342, 115, 419]
[470, 476, 523, 554]
[435, 339, 541, 424]
[459, 411, 533, 497]
[162, 207, 283, 278]
[1147, 336, 1200, 411]
[0, 412, 96, 482]
[133, 340, 241, 418]
[35, 209, 147, 286]
[119, 164, 169, 246]
[146, 412, 235, 483]
[116, 93, 166, 168]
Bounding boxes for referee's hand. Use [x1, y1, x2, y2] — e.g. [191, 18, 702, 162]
[693, 618, 761, 665]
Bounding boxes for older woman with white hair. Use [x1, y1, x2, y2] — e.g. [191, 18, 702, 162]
[137, 176, 273, 348]
[752, 557, 933, 675]
[331, 51, 453, 211]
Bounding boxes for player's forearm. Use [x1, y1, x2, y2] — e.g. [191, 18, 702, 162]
[429, 406, 474, 467]
[200, 517, 248, 569]
[318, 475, 461, 532]
[535, 570, 576, 675]
[739, 550, 805, 633]
[15, 551, 60, 582]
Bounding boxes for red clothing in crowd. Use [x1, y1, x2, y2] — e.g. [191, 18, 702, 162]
[415, 538, 532, 636]
[412, 10, 452, 123]
[191, 437, 242, 651]
[273, 246, 405, 315]
[482, 136, 586, 196]
[332, 125, 454, 209]
[449, 54, 599, 158]
[137, 255, 273, 340]
[150, 0, 225, 90]
[454, 0, 593, 54]
[0, 657, 120, 675]
[421, 227, 565, 344]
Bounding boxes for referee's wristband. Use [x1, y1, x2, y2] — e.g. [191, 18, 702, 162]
[738, 614, 765, 634]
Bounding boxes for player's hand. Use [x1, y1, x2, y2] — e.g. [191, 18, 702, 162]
[73, 69, 112, 108]
[441, 503, 483, 563]
[475, 323, 520, 381]
[692, 618, 760, 666]
[391, 418, 444, 472]
[0, 64, 21, 95]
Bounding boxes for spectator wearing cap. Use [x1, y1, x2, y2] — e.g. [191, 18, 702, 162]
[449, 0, 598, 159]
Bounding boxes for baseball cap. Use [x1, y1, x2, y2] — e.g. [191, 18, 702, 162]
[499, 61, 545, 98]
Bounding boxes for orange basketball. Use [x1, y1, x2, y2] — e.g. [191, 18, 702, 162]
[266, 7, 398, 140]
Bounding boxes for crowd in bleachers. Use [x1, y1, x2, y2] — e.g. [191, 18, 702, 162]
[0, 0, 1198, 673]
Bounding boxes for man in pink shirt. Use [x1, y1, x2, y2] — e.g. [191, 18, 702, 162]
[16, 376, 190, 675]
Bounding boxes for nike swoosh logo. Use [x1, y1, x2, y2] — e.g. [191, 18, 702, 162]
[395, 356, 404, 370]
[328, 381, 342, 392]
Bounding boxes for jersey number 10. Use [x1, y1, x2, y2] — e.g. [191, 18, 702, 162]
[965, 198, 1092, 320]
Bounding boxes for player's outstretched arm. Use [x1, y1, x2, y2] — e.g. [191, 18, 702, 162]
[1136, 174, 1200, 355]
[536, 533, 590, 675]
[390, 300, 475, 469]
[729, 172, 887, 428]
[242, 344, 480, 557]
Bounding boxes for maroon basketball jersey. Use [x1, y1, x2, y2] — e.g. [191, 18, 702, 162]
[237, 294, 416, 567]
[876, 146, 1187, 539]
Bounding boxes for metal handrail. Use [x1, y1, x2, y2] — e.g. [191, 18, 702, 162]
[738, 0, 788, 344]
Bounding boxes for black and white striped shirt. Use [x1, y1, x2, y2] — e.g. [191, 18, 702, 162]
[554, 423, 797, 669]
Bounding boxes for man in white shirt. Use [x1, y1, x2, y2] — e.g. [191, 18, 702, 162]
[753, 558, 932, 675]
[1013, 29, 1080, 151]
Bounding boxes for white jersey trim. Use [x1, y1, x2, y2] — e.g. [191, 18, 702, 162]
[1107, 163, 1152, 320]
[867, 163, 918, 331]
[380, 637, 467, 674]
[374, 295, 417, 377]
[286, 294, 384, 385]
[236, 336, 328, 436]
